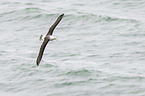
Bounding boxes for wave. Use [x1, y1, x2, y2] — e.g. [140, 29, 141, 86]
[0, 7, 62, 22]
[0, 7, 139, 23]
[66, 13, 139, 23]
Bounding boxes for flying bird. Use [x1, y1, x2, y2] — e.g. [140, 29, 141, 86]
[36, 14, 64, 66]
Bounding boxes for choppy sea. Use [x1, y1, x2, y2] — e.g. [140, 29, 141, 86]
[1, 0, 145, 96]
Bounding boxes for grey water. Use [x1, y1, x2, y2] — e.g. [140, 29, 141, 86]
[1, 0, 145, 96]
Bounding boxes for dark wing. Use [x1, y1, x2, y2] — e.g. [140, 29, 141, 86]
[36, 14, 64, 66]
[47, 14, 64, 35]
[36, 39, 49, 66]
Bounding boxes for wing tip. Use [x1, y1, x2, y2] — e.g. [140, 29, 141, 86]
[60, 13, 64, 17]
[36, 60, 40, 66]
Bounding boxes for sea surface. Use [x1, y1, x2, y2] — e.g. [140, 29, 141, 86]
[1, 0, 145, 96]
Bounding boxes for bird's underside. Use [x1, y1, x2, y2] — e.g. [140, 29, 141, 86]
[36, 14, 64, 66]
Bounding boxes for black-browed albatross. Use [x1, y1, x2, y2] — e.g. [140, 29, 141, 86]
[36, 14, 64, 66]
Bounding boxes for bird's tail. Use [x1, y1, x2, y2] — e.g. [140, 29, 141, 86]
[39, 35, 45, 41]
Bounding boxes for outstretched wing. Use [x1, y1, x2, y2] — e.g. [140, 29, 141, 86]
[47, 14, 64, 35]
[36, 39, 49, 66]
[36, 14, 64, 66]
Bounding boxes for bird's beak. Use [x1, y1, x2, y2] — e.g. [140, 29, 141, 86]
[55, 38, 58, 41]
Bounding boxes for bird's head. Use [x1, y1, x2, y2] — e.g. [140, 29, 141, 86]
[54, 37, 58, 41]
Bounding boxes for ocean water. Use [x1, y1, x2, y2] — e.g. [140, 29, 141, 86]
[1, 0, 145, 96]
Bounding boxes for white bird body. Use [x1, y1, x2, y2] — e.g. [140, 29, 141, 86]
[49, 35, 55, 41]
[40, 35, 57, 41]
